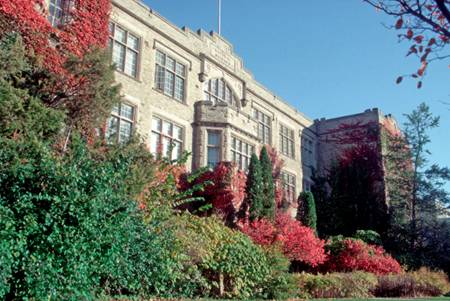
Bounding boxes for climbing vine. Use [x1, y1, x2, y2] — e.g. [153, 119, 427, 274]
[0, 0, 110, 74]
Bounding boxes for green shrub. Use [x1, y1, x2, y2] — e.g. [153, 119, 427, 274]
[296, 191, 317, 232]
[0, 135, 191, 300]
[354, 229, 382, 245]
[171, 213, 295, 299]
[262, 245, 298, 300]
[374, 268, 450, 297]
[296, 271, 378, 299]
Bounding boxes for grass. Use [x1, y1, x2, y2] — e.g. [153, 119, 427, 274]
[109, 297, 450, 301]
[311, 296, 450, 300]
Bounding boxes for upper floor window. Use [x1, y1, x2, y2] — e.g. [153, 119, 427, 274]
[150, 117, 183, 160]
[254, 109, 271, 145]
[155, 50, 186, 101]
[48, 0, 71, 26]
[280, 124, 295, 159]
[106, 103, 135, 143]
[207, 131, 221, 168]
[109, 22, 140, 78]
[205, 78, 237, 106]
[301, 136, 314, 165]
[281, 172, 296, 204]
[231, 137, 255, 171]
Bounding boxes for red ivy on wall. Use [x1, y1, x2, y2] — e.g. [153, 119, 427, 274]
[0, 0, 110, 74]
[265, 145, 285, 208]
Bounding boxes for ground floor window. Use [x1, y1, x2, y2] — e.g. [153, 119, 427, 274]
[106, 103, 135, 143]
[281, 171, 296, 204]
[150, 117, 183, 160]
[231, 136, 254, 171]
[207, 131, 221, 168]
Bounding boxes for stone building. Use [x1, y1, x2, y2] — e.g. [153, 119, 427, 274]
[44, 0, 401, 207]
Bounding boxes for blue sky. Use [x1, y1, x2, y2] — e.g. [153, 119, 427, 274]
[144, 0, 449, 189]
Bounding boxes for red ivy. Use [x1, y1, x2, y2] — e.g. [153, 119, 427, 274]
[0, 0, 110, 74]
[240, 212, 327, 267]
[323, 239, 402, 275]
[265, 145, 285, 208]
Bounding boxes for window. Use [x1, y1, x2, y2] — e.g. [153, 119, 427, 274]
[150, 117, 183, 160]
[207, 131, 221, 168]
[154, 50, 186, 101]
[301, 136, 314, 165]
[205, 78, 237, 106]
[281, 172, 296, 204]
[48, 0, 71, 26]
[231, 137, 255, 171]
[109, 22, 140, 78]
[254, 109, 271, 145]
[106, 103, 135, 143]
[280, 124, 295, 158]
[303, 179, 312, 192]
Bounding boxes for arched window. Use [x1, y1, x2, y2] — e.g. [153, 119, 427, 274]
[205, 78, 237, 106]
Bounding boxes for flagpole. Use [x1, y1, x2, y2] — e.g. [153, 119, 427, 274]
[218, 0, 222, 35]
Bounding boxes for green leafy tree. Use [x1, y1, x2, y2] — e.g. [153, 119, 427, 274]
[240, 153, 264, 221]
[260, 146, 275, 220]
[296, 192, 317, 232]
[0, 33, 192, 300]
[384, 103, 450, 273]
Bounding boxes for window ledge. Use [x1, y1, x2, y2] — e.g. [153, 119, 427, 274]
[114, 70, 142, 83]
[152, 88, 189, 107]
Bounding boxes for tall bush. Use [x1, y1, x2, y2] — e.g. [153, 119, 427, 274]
[0, 34, 188, 300]
[260, 146, 275, 220]
[296, 191, 317, 232]
[242, 153, 264, 221]
[0, 135, 190, 299]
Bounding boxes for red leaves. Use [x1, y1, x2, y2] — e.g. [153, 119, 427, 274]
[323, 239, 402, 275]
[0, 0, 110, 74]
[240, 213, 327, 267]
[189, 162, 247, 216]
[240, 218, 276, 246]
[395, 18, 403, 29]
[406, 29, 414, 39]
[427, 37, 436, 46]
[417, 62, 427, 76]
[414, 35, 424, 44]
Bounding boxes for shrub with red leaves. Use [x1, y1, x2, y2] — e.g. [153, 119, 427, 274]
[324, 238, 402, 275]
[240, 213, 327, 267]
[181, 162, 246, 223]
[240, 218, 276, 246]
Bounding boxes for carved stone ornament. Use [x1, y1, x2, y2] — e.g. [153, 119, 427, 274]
[198, 72, 208, 83]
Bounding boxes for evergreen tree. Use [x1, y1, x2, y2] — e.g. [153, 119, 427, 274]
[239, 153, 264, 220]
[260, 146, 275, 220]
[384, 103, 450, 272]
[296, 192, 317, 232]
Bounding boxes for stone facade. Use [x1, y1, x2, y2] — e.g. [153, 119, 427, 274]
[109, 0, 316, 200]
[103, 0, 400, 204]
